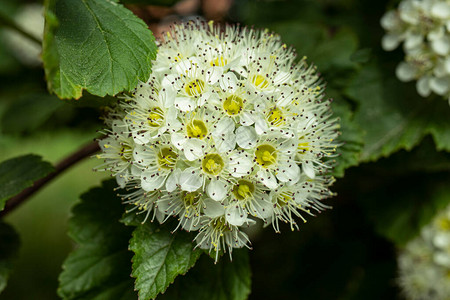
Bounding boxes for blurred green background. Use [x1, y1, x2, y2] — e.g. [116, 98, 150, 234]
[0, 130, 107, 299]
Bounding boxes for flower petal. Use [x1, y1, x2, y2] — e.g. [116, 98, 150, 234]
[141, 171, 165, 191]
[229, 153, 253, 177]
[257, 169, 278, 189]
[226, 204, 247, 226]
[382, 34, 401, 51]
[431, 36, 450, 56]
[184, 139, 206, 161]
[207, 178, 228, 201]
[276, 162, 300, 184]
[175, 96, 196, 112]
[203, 198, 225, 218]
[416, 76, 432, 97]
[252, 196, 274, 219]
[166, 169, 181, 192]
[179, 167, 202, 192]
[236, 126, 257, 149]
[219, 72, 238, 92]
[206, 66, 222, 84]
[302, 161, 315, 179]
[240, 112, 255, 126]
[429, 77, 449, 96]
[171, 133, 187, 150]
[396, 62, 416, 82]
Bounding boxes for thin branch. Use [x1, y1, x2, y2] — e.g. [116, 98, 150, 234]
[0, 10, 42, 46]
[1, 140, 100, 217]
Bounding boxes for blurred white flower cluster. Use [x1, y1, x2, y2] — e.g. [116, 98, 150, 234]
[97, 20, 339, 260]
[398, 204, 450, 300]
[381, 0, 450, 103]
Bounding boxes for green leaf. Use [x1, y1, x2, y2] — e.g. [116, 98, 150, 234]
[361, 172, 450, 246]
[160, 249, 251, 300]
[119, 0, 180, 5]
[129, 221, 202, 300]
[309, 28, 359, 72]
[368, 137, 450, 175]
[1, 93, 64, 134]
[345, 62, 450, 162]
[43, 0, 157, 99]
[330, 98, 364, 177]
[271, 22, 358, 72]
[0, 154, 54, 211]
[0, 222, 20, 294]
[350, 48, 372, 64]
[58, 179, 135, 300]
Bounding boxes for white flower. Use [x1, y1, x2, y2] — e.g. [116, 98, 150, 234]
[225, 176, 273, 226]
[381, 0, 450, 104]
[398, 204, 450, 300]
[97, 20, 339, 261]
[194, 215, 252, 261]
[96, 119, 137, 188]
[268, 175, 334, 232]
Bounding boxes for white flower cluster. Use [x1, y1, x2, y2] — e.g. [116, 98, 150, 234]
[398, 204, 450, 300]
[97, 20, 339, 260]
[381, 0, 450, 103]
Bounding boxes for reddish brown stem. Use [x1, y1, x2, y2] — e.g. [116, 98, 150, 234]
[1, 140, 100, 217]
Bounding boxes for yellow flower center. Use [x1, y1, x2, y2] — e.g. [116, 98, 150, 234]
[232, 180, 255, 201]
[298, 142, 310, 153]
[181, 191, 201, 208]
[255, 144, 277, 167]
[186, 119, 208, 139]
[439, 218, 450, 231]
[210, 56, 227, 67]
[202, 153, 224, 175]
[148, 107, 164, 127]
[157, 147, 177, 170]
[251, 74, 270, 89]
[277, 191, 294, 207]
[212, 216, 230, 232]
[185, 79, 205, 97]
[223, 95, 244, 116]
[267, 107, 284, 126]
[119, 144, 132, 162]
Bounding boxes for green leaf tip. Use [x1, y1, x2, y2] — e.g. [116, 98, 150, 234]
[129, 220, 202, 300]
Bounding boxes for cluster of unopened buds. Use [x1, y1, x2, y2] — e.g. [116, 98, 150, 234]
[381, 0, 450, 103]
[398, 204, 450, 300]
[97, 20, 339, 260]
